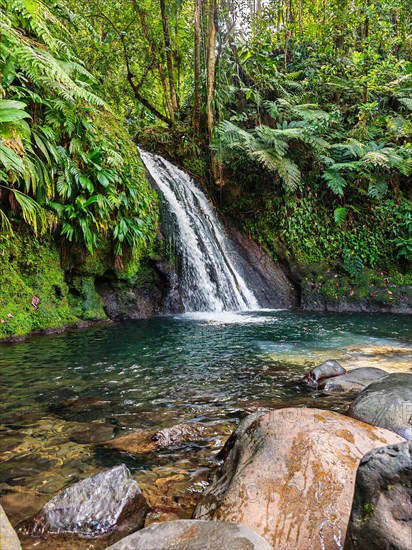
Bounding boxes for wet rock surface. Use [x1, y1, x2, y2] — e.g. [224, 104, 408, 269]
[193, 408, 404, 549]
[303, 360, 346, 387]
[226, 226, 298, 309]
[301, 281, 412, 314]
[105, 423, 209, 455]
[106, 519, 274, 550]
[345, 440, 412, 550]
[95, 259, 183, 320]
[0, 504, 21, 549]
[321, 367, 388, 392]
[21, 465, 148, 539]
[347, 373, 412, 440]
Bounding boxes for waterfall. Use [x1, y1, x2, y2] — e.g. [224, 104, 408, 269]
[139, 149, 259, 312]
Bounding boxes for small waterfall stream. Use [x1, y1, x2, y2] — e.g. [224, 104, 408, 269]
[140, 149, 259, 312]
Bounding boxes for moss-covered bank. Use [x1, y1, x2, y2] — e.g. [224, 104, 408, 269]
[0, 231, 171, 341]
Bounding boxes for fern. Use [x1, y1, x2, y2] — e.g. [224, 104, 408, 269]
[334, 207, 348, 226]
[368, 182, 388, 199]
[323, 170, 347, 196]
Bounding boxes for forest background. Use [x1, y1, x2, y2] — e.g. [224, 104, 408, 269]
[0, 0, 411, 337]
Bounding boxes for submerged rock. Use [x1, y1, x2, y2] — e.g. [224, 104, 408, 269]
[347, 372, 412, 440]
[321, 367, 387, 392]
[105, 423, 207, 455]
[345, 440, 412, 550]
[23, 464, 148, 538]
[106, 519, 274, 550]
[0, 504, 21, 549]
[152, 424, 206, 447]
[193, 408, 404, 549]
[49, 395, 116, 422]
[303, 360, 346, 387]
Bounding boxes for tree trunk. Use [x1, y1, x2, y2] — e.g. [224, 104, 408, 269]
[206, 0, 219, 179]
[206, 0, 217, 143]
[193, 0, 202, 131]
[159, 0, 179, 114]
[132, 0, 175, 123]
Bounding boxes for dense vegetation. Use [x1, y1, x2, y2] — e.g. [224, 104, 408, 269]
[0, 0, 411, 336]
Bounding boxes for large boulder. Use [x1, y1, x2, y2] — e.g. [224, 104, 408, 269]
[193, 408, 404, 550]
[345, 440, 412, 550]
[347, 373, 412, 440]
[0, 505, 21, 549]
[23, 465, 148, 538]
[321, 367, 387, 392]
[106, 519, 274, 550]
[303, 360, 346, 387]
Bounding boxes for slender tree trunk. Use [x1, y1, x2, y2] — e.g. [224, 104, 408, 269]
[132, 0, 175, 123]
[362, 14, 369, 102]
[193, 0, 202, 131]
[206, 0, 219, 179]
[206, 0, 217, 143]
[159, 0, 179, 113]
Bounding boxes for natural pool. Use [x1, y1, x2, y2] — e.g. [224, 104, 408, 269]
[1, 310, 411, 542]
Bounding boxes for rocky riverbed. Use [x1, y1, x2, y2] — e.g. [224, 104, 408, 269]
[1, 360, 411, 550]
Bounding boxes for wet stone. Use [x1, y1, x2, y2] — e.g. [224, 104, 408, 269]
[321, 367, 388, 393]
[347, 372, 412, 440]
[106, 519, 274, 550]
[21, 464, 148, 539]
[0, 504, 21, 549]
[49, 396, 117, 422]
[105, 423, 209, 455]
[194, 408, 404, 549]
[345, 440, 412, 550]
[303, 360, 346, 387]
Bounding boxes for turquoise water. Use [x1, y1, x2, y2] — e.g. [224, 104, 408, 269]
[1, 310, 411, 528]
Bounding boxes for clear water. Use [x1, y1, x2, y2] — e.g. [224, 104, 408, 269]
[1, 310, 411, 532]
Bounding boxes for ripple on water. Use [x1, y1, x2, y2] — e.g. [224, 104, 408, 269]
[0, 310, 411, 528]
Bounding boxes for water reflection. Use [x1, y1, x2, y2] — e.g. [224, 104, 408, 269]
[0, 311, 411, 527]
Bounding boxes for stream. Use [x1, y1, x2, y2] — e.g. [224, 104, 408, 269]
[1, 310, 411, 533]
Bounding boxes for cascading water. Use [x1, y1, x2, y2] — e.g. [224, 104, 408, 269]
[139, 149, 259, 312]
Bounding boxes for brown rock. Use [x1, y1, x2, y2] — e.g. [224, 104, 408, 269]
[0, 504, 21, 549]
[193, 408, 404, 550]
[106, 423, 207, 455]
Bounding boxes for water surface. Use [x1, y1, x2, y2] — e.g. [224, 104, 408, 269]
[1, 310, 411, 530]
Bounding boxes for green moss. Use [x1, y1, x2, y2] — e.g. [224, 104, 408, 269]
[0, 226, 165, 339]
[0, 232, 108, 340]
[0, 235, 72, 338]
[362, 502, 375, 518]
[68, 276, 106, 320]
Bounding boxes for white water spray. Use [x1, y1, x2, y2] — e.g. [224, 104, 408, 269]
[140, 149, 259, 312]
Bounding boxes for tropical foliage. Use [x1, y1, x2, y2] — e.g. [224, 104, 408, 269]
[0, 0, 157, 259]
[1, 0, 411, 278]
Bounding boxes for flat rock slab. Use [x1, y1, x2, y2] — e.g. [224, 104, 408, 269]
[22, 464, 148, 539]
[0, 504, 21, 549]
[347, 373, 412, 440]
[345, 440, 412, 549]
[321, 367, 387, 392]
[106, 520, 274, 550]
[194, 408, 404, 550]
